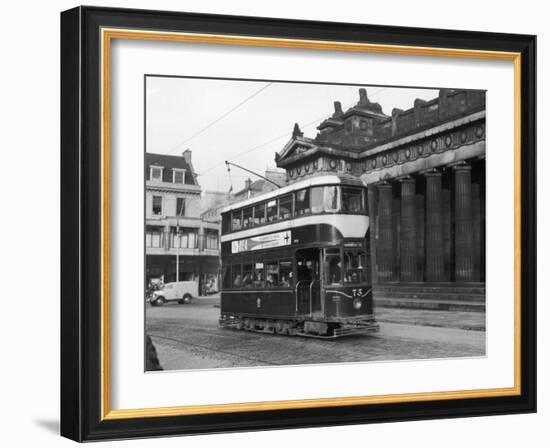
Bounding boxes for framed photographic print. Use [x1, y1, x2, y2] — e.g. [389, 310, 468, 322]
[60, 6, 536, 442]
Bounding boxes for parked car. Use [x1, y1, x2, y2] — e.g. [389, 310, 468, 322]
[150, 281, 198, 306]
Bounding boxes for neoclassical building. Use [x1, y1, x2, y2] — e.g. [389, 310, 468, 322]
[275, 88, 485, 300]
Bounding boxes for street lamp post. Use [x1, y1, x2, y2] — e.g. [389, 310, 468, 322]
[175, 217, 180, 283]
[175, 199, 185, 284]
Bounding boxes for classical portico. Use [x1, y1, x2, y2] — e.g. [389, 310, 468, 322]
[275, 87, 486, 300]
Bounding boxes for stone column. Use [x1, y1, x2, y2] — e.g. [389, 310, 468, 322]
[399, 177, 417, 281]
[367, 185, 379, 285]
[425, 170, 445, 282]
[454, 163, 475, 281]
[472, 182, 482, 282]
[392, 197, 401, 280]
[415, 194, 425, 281]
[442, 187, 452, 281]
[377, 182, 394, 282]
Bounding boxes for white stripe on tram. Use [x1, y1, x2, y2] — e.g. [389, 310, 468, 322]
[220, 214, 369, 242]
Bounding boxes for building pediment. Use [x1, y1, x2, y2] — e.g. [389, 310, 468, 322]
[276, 136, 319, 163]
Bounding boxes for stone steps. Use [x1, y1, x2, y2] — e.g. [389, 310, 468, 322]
[374, 297, 485, 313]
[373, 291, 484, 302]
[374, 283, 485, 295]
[373, 283, 485, 312]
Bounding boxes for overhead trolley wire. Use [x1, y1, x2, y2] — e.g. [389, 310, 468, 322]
[196, 87, 388, 178]
[161, 82, 273, 156]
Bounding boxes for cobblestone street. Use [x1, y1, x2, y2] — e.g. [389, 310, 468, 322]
[146, 297, 485, 371]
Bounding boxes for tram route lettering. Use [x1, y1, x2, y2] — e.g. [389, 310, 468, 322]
[231, 230, 292, 254]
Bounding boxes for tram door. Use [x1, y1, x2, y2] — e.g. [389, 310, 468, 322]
[295, 248, 321, 315]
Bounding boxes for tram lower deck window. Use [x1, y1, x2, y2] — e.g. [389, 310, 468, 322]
[344, 250, 367, 283]
[325, 248, 342, 285]
[265, 261, 279, 287]
[232, 265, 243, 287]
[279, 260, 293, 287]
[242, 264, 253, 288]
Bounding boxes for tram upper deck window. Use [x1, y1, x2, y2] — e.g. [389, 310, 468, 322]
[310, 186, 324, 213]
[341, 187, 365, 213]
[344, 250, 367, 283]
[253, 203, 265, 225]
[232, 210, 242, 231]
[242, 206, 253, 228]
[295, 189, 311, 215]
[266, 199, 278, 222]
[324, 185, 340, 212]
[279, 194, 293, 219]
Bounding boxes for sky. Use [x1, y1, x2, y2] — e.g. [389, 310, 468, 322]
[146, 76, 440, 193]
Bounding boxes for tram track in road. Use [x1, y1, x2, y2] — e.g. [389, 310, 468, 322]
[149, 333, 282, 366]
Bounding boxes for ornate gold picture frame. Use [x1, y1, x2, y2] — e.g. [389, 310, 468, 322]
[61, 6, 536, 441]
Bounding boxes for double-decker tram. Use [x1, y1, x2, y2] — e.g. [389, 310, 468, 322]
[219, 174, 379, 338]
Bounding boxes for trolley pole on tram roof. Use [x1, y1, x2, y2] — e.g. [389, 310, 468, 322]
[224, 160, 282, 188]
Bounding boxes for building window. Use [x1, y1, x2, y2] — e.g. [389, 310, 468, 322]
[173, 169, 185, 184]
[205, 230, 219, 250]
[176, 197, 185, 216]
[146, 226, 163, 248]
[150, 166, 163, 182]
[152, 196, 162, 216]
[173, 228, 197, 249]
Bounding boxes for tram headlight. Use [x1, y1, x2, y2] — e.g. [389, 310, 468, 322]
[353, 298, 362, 310]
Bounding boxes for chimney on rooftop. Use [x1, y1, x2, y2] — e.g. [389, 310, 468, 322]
[333, 101, 343, 118]
[182, 149, 192, 164]
[245, 178, 253, 190]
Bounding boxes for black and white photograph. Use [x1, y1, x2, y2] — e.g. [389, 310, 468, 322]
[144, 76, 487, 371]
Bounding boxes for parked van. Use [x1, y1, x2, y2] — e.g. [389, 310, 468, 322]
[150, 281, 198, 306]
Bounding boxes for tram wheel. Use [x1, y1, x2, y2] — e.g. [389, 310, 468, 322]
[275, 321, 288, 335]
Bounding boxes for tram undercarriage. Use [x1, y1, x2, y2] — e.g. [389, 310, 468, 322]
[219, 314, 379, 339]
